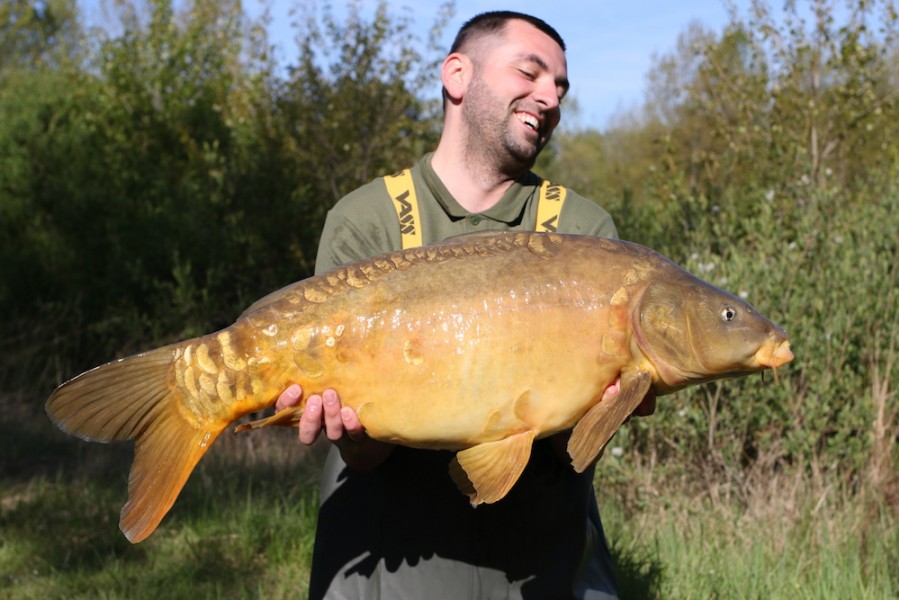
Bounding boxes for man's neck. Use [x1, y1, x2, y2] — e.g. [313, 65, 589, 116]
[430, 142, 524, 214]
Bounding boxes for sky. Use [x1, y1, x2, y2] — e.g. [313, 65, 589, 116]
[427, 1, 746, 129]
[78, 0, 749, 130]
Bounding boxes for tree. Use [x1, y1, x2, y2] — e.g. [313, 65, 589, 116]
[0, 0, 453, 394]
[274, 0, 450, 262]
[645, 0, 899, 205]
[0, 0, 82, 72]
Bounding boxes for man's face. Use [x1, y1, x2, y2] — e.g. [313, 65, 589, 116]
[461, 20, 569, 171]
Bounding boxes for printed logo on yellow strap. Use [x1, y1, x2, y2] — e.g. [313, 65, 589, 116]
[384, 169, 423, 250]
[535, 179, 567, 232]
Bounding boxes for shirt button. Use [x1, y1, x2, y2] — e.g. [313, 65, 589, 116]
[469, 216, 481, 225]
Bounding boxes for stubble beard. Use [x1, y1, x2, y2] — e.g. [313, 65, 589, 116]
[462, 75, 544, 177]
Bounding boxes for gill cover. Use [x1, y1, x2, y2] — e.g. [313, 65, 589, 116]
[636, 277, 783, 391]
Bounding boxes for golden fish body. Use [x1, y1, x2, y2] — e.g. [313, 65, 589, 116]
[46, 232, 793, 543]
[171, 234, 627, 445]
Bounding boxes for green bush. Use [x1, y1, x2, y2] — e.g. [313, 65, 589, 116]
[611, 181, 898, 487]
[0, 0, 446, 393]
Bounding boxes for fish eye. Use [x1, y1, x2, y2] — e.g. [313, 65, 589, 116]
[721, 306, 737, 322]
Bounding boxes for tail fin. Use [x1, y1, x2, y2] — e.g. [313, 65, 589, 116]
[45, 345, 224, 543]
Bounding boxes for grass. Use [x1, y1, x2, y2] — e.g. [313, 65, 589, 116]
[3, 470, 319, 599]
[603, 498, 898, 599]
[597, 455, 899, 599]
[1, 396, 321, 599]
[1, 394, 896, 599]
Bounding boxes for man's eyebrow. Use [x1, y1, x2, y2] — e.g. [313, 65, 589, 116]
[519, 53, 570, 93]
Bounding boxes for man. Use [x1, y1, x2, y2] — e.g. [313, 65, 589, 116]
[277, 11, 655, 599]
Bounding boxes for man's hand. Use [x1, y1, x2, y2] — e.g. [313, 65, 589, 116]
[275, 384, 393, 471]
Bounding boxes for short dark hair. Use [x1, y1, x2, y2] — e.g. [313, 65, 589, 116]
[449, 11, 566, 55]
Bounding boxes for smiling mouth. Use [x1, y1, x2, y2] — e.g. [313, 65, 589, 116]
[516, 112, 540, 132]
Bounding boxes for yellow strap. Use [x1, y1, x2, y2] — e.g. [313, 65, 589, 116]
[386, 171, 567, 248]
[384, 169, 423, 250]
[535, 179, 567, 233]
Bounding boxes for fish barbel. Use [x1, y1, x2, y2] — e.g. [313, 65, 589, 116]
[45, 231, 793, 543]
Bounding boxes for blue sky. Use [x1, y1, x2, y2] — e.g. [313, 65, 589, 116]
[78, 1, 747, 130]
[399, 0, 742, 129]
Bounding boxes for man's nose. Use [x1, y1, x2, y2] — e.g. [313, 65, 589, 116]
[533, 77, 561, 110]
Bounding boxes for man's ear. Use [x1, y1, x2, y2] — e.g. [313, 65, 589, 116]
[441, 52, 470, 102]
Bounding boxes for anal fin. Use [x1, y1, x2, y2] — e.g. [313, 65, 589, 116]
[233, 406, 304, 433]
[568, 369, 652, 472]
[449, 430, 535, 505]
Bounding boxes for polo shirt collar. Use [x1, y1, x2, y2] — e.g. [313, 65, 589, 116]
[419, 153, 540, 224]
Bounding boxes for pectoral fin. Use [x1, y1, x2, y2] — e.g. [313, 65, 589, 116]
[568, 369, 652, 472]
[233, 406, 304, 432]
[448, 430, 536, 505]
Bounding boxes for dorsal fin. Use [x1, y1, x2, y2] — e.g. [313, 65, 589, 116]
[441, 230, 517, 242]
[239, 231, 534, 319]
[239, 281, 308, 318]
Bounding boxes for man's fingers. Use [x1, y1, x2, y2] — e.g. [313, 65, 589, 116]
[601, 377, 621, 402]
[322, 389, 345, 441]
[276, 384, 302, 412]
[293, 387, 366, 446]
[298, 394, 323, 445]
[340, 407, 365, 441]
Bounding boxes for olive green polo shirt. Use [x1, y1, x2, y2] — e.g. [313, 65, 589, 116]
[314, 153, 618, 275]
[308, 153, 622, 600]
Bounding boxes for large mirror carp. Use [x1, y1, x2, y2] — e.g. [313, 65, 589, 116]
[46, 231, 793, 543]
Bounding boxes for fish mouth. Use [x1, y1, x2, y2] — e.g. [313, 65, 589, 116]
[754, 339, 794, 370]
